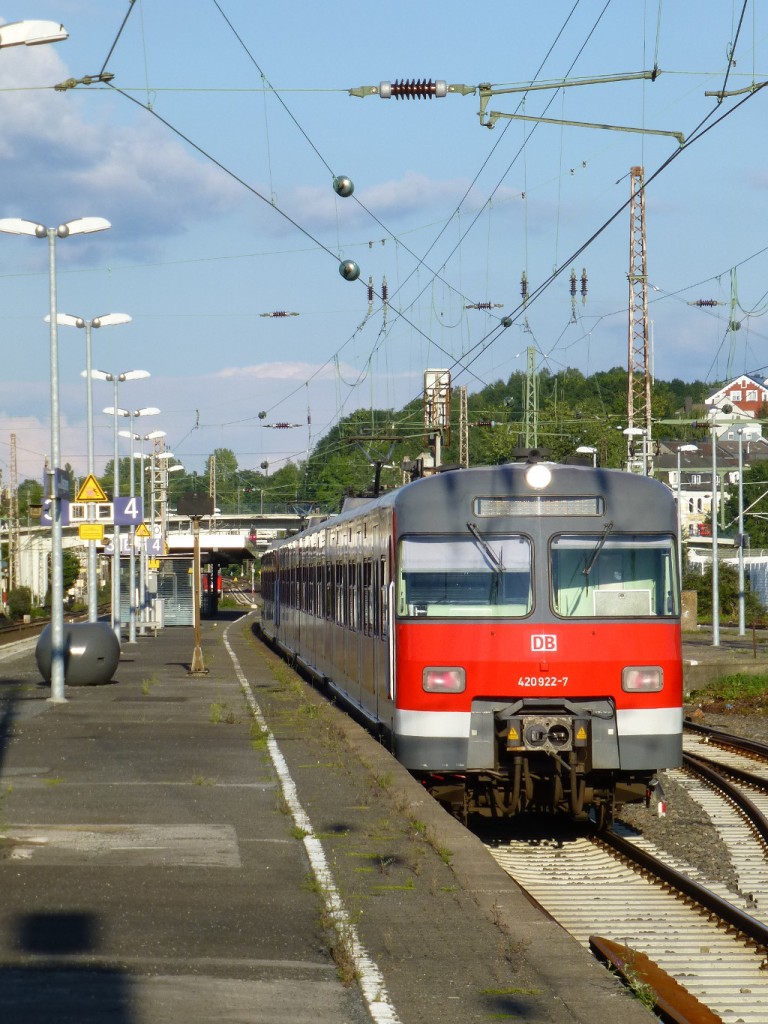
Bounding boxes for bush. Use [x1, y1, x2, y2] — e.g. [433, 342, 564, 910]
[683, 562, 767, 625]
[7, 586, 32, 620]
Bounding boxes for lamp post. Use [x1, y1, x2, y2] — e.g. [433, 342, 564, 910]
[50, 312, 131, 622]
[737, 428, 746, 637]
[575, 445, 597, 467]
[0, 216, 111, 702]
[0, 20, 68, 47]
[675, 444, 698, 584]
[91, 369, 149, 641]
[124, 429, 165, 635]
[711, 426, 720, 647]
[110, 404, 159, 643]
[145, 445, 181, 629]
[623, 426, 648, 476]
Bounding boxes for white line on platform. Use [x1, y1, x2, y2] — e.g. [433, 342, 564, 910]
[223, 617, 402, 1024]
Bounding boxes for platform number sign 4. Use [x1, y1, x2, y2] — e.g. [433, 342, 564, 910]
[113, 496, 143, 525]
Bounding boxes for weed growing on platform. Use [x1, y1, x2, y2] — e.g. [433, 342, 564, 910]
[250, 722, 269, 749]
[0, 784, 12, 833]
[209, 701, 237, 724]
[624, 969, 656, 1010]
[140, 673, 159, 696]
[193, 775, 216, 786]
[407, 817, 452, 864]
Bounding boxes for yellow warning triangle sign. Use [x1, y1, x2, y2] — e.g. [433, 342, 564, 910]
[135, 521, 151, 538]
[76, 473, 108, 502]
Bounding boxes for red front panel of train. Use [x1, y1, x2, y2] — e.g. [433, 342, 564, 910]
[394, 619, 682, 712]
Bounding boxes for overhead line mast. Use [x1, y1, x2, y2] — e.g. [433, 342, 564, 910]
[626, 166, 652, 475]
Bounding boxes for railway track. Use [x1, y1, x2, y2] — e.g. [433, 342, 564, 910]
[483, 816, 768, 1023]
[479, 727, 768, 1024]
[0, 608, 112, 650]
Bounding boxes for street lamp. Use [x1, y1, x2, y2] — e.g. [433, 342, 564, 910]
[91, 368, 149, 640]
[575, 445, 597, 467]
[0, 20, 68, 46]
[711, 426, 720, 647]
[623, 426, 648, 476]
[110, 405, 159, 643]
[0, 215, 111, 703]
[153, 453, 184, 546]
[49, 311, 131, 622]
[737, 428, 746, 637]
[125, 429, 165, 635]
[676, 444, 698, 583]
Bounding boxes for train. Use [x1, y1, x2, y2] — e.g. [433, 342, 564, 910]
[258, 457, 683, 825]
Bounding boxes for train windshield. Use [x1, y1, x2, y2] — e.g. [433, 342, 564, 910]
[551, 533, 679, 618]
[397, 535, 532, 618]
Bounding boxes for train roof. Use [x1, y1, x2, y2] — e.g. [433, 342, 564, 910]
[270, 462, 676, 548]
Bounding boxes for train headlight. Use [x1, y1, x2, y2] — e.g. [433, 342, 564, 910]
[525, 464, 552, 490]
[622, 666, 663, 692]
[423, 667, 466, 693]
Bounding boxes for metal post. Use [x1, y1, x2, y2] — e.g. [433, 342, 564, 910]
[138, 442, 147, 636]
[737, 429, 745, 636]
[190, 517, 205, 673]
[127, 411, 137, 643]
[83, 320, 98, 623]
[112, 378, 121, 643]
[711, 429, 720, 647]
[676, 448, 683, 584]
[46, 228, 65, 703]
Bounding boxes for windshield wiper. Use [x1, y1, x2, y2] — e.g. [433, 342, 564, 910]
[582, 521, 613, 580]
[467, 522, 504, 571]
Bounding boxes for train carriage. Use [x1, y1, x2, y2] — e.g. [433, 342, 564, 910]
[259, 458, 683, 824]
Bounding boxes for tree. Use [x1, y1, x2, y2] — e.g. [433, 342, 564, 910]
[683, 561, 765, 625]
[721, 458, 768, 549]
[6, 586, 32, 620]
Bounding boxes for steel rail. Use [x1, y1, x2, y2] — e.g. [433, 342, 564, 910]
[684, 718, 768, 760]
[596, 828, 768, 953]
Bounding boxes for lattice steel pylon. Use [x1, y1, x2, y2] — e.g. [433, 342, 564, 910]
[524, 346, 538, 449]
[626, 166, 652, 473]
[457, 385, 468, 467]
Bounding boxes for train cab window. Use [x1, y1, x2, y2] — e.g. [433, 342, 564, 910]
[397, 535, 532, 618]
[551, 533, 679, 618]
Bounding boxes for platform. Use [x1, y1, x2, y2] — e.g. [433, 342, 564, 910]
[0, 612, 656, 1024]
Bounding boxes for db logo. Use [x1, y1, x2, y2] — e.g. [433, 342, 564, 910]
[531, 634, 557, 652]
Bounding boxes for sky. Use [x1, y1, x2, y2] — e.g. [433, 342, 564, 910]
[0, 1, 766, 483]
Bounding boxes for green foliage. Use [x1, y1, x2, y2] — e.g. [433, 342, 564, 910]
[286, 367, 716, 509]
[62, 549, 81, 591]
[83, 365, 717, 514]
[683, 561, 766, 625]
[689, 672, 768, 705]
[721, 458, 768, 549]
[6, 586, 32, 620]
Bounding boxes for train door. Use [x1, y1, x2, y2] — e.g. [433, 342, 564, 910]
[359, 546, 375, 718]
[350, 528, 363, 709]
[361, 517, 387, 722]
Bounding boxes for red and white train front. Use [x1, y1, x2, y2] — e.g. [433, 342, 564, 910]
[390, 461, 683, 821]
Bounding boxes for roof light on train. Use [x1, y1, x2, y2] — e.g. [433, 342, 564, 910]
[525, 464, 552, 490]
[622, 666, 663, 692]
[423, 667, 465, 693]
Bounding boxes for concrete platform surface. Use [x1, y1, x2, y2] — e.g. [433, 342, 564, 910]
[0, 612, 657, 1024]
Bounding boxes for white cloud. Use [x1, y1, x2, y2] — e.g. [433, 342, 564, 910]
[214, 360, 354, 381]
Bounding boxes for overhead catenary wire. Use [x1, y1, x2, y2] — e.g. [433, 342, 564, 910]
[85, 1, 766, 467]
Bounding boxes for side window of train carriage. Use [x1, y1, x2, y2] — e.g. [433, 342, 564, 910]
[396, 534, 533, 618]
[550, 533, 679, 618]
